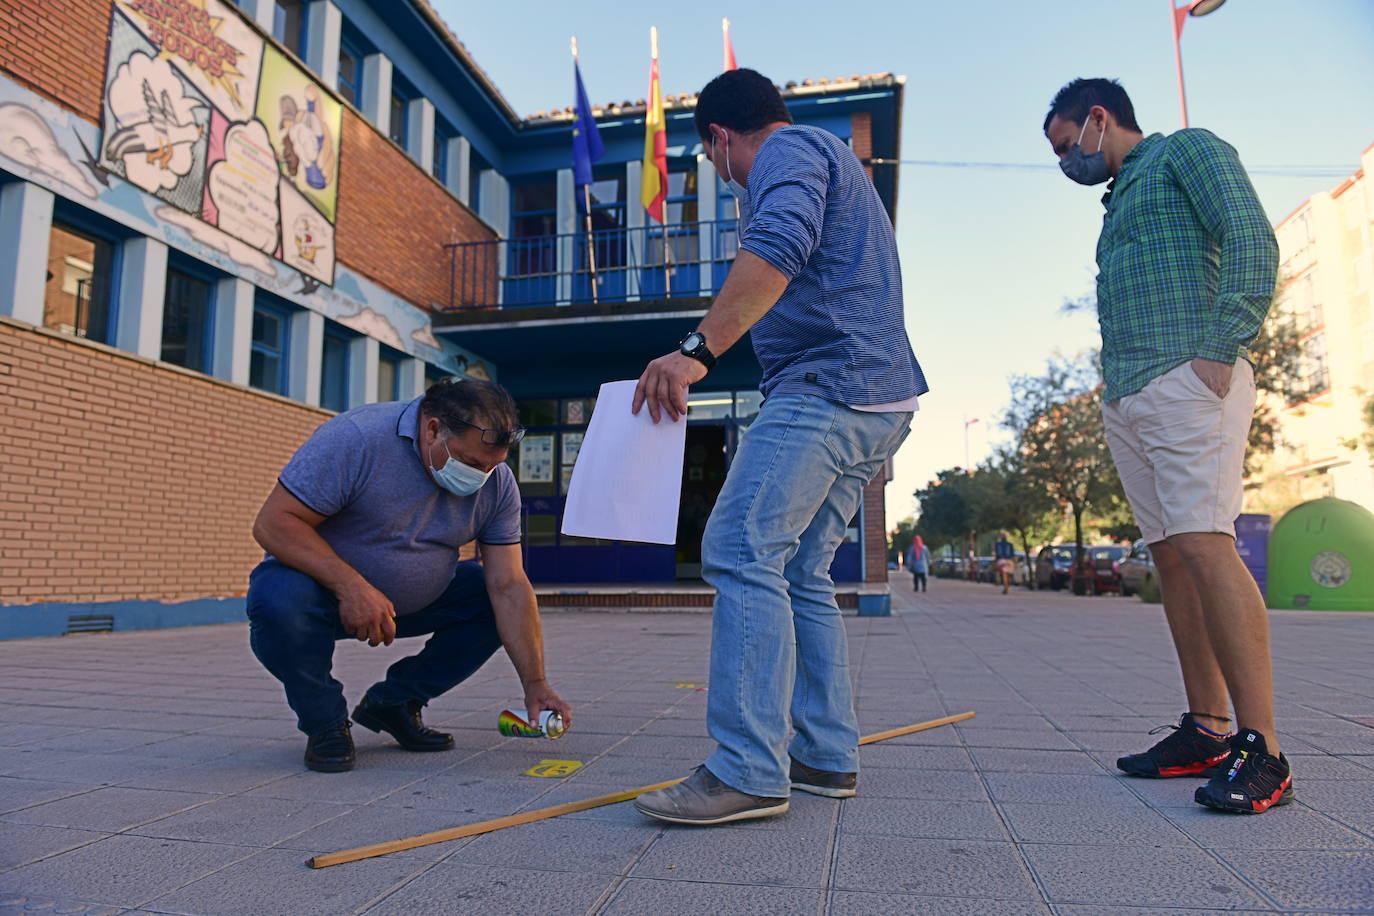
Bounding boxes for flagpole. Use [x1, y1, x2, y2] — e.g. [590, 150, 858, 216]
[650, 26, 671, 299]
[572, 36, 600, 304]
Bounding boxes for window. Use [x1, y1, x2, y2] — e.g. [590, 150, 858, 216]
[249, 296, 291, 395]
[43, 222, 116, 344]
[337, 44, 360, 105]
[161, 267, 214, 372]
[510, 177, 558, 274]
[376, 349, 402, 402]
[273, 0, 307, 58]
[389, 93, 408, 148]
[433, 118, 454, 184]
[320, 326, 352, 412]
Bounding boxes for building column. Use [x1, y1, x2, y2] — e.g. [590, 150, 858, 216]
[240, 0, 275, 32]
[478, 169, 509, 237]
[211, 277, 253, 386]
[696, 153, 715, 296]
[398, 357, 426, 400]
[288, 309, 323, 405]
[407, 97, 434, 172]
[305, 0, 342, 88]
[450, 136, 471, 204]
[556, 167, 575, 305]
[348, 335, 379, 406]
[625, 159, 643, 301]
[115, 236, 167, 359]
[361, 53, 393, 136]
[0, 182, 54, 325]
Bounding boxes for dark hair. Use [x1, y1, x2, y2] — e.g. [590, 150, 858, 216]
[420, 377, 519, 436]
[694, 68, 792, 143]
[1042, 78, 1141, 135]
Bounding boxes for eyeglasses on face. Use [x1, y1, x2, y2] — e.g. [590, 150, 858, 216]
[448, 416, 526, 447]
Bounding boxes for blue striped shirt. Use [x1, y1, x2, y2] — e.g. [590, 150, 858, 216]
[740, 125, 927, 405]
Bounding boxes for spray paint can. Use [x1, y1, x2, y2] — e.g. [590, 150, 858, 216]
[497, 708, 566, 739]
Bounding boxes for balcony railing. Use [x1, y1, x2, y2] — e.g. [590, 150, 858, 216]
[444, 219, 741, 312]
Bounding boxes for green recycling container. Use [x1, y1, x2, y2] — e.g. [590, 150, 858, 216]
[1266, 498, 1374, 611]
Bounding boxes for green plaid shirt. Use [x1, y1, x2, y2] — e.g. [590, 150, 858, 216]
[1095, 129, 1278, 401]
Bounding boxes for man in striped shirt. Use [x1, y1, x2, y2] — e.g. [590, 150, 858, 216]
[632, 68, 926, 825]
[1045, 78, 1290, 814]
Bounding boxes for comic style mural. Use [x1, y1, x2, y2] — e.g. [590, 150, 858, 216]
[99, 0, 340, 285]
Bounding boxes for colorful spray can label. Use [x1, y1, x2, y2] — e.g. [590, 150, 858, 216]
[497, 709, 566, 739]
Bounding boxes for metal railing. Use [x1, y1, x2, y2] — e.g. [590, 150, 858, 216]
[444, 219, 741, 311]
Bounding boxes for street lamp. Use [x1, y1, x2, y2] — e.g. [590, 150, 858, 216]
[1171, 0, 1226, 128]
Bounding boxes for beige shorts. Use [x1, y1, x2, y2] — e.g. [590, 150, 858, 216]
[1102, 359, 1255, 545]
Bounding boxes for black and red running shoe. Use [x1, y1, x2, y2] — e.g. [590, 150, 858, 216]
[1195, 728, 1294, 814]
[1117, 713, 1232, 778]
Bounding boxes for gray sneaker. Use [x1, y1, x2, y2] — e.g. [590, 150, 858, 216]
[634, 766, 789, 825]
[789, 755, 857, 798]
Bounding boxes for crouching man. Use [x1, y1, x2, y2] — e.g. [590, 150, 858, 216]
[247, 377, 570, 772]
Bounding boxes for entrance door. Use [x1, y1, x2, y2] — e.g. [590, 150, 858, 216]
[676, 424, 729, 579]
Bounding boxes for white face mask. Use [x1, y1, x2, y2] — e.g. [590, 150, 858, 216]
[427, 434, 492, 497]
[712, 131, 748, 202]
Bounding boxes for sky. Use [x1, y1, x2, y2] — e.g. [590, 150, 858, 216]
[431, 0, 1374, 526]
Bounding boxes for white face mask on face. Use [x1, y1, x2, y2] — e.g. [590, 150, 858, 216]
[427, 433, 492, 497]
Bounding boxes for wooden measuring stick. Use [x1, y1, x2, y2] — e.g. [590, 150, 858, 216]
[307, 710, 976, 869]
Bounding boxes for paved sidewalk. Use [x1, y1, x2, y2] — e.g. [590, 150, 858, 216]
[1, 577, 1372, 914]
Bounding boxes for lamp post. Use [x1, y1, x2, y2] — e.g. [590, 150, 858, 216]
[1171, 0, 1226, 128]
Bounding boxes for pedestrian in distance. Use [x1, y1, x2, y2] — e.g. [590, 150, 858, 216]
[630, 68, 926, 825]
[246, 378, 571, 773]
[907, 535, 930, 593]
[994, 531, 1015, 595]
[1044, 78, 1289, 813]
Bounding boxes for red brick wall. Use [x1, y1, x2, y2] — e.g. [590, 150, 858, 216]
[0, 1, 108, 122]
[852, 111, 874, 180]
[0, 319, 328, 605]
[334, 110, 495, 309]
[0, 0, 495, 314]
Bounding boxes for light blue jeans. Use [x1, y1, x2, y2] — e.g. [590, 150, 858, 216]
[702, 394, 913, 796]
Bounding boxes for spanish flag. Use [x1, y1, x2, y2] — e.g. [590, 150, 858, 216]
[640, 26, 668, 224]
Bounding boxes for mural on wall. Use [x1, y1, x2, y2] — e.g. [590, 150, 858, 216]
[98, 0, 339, 285]
[0, 76, 490, 380]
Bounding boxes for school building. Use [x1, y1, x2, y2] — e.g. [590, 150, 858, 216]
[0, 0, 908, 637]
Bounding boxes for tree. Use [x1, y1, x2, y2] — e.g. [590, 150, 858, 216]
[1005, 356, 1124, 595]
[913, 468, 978, 557]
[888, 516, 915, 565]
[976, 447, 1062, 589]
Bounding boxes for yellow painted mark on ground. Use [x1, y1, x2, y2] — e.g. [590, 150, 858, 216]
[523, 759, 584, 778]
[674, 682, 703, 689]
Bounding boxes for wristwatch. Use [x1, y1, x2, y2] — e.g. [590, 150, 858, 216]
[679, 331, 716, 370]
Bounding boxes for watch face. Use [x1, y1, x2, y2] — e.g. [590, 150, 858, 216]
[683, 333, 703, 351]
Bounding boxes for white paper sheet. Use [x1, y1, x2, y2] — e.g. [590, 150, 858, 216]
[560, 380, 687, 545]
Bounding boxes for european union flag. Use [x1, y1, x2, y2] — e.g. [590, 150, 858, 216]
[572, 59, 603, 191]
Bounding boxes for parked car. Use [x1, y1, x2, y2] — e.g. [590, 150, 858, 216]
[1035, 546, 1076, 590]
[973, 557, 996, 583]
[1082, 545, 1130, 595]
[1119, 539, 1156, 598]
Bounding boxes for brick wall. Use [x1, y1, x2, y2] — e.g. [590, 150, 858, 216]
[0, 319, 329, 605]
[0, 0, 495, 314]
[0, 1, 107, 122]
[851, 111, 873, 180]
[334, 110, 495, 309]
[863, 475, 887, 583]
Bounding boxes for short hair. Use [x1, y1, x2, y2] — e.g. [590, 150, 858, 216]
[1042, 78, 1141, 135]
[420, 377, 519, 438]
[694, 68, 793, 143]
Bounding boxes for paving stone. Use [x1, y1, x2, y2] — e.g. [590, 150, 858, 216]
[1161, 804, 1374, 850]
[129, 795, 352, 846]
[3, 787, 214, 832]
[0, 894, 125, 915]
[0, 777, 99, 815]
[0, 834, 255, 907]
[602, 879, 821, 915]
[1023, 844, 1269, 909]
[632, 824, 831, 887]
[1217, 849, 1374, 912]
[839, 797, 1008, 841]
[0, 823, 109, 869]
[829, 892, 1051, 915]
[858, 767, 988, 801]
[1000, 802, 1191, 847]
[983, 773, 1140, 806]
[833, 835, 1039, 899]
[1287, 778, 1374, 813]
[969, 748, 1104, 776]
[447, 816, 659, 874]
[244, 766, 435, 806]
[857, 744, 972, 771]
[957, 728, 1081, 751]
[362, 862, 616, 915]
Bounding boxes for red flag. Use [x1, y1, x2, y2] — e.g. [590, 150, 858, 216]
[723, 18, 737, 71]
[640, 27, 668, 223]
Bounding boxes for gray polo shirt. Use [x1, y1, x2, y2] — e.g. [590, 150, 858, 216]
[269, 397, 522, 615]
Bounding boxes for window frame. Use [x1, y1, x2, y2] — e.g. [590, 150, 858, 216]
[272, 0, 309, 59]
[320, 322, 356, 413]
[376, 345, 404, 402]
[45, 206, 125, 346]
[248, 293, 293, 397]
[160, 255, 221, 373]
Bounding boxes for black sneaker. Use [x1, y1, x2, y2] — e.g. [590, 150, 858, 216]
[789, 755, 857, 798]
[1195, 729, 1294, 814]
[1117, 713, 1231, 779]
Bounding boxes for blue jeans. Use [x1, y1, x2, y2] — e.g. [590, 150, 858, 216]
[246, 559, 502, 736]
[702, 394, 912, 796]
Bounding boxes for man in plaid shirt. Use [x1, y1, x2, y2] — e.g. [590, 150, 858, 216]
[1044, 78, 1291, 814]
